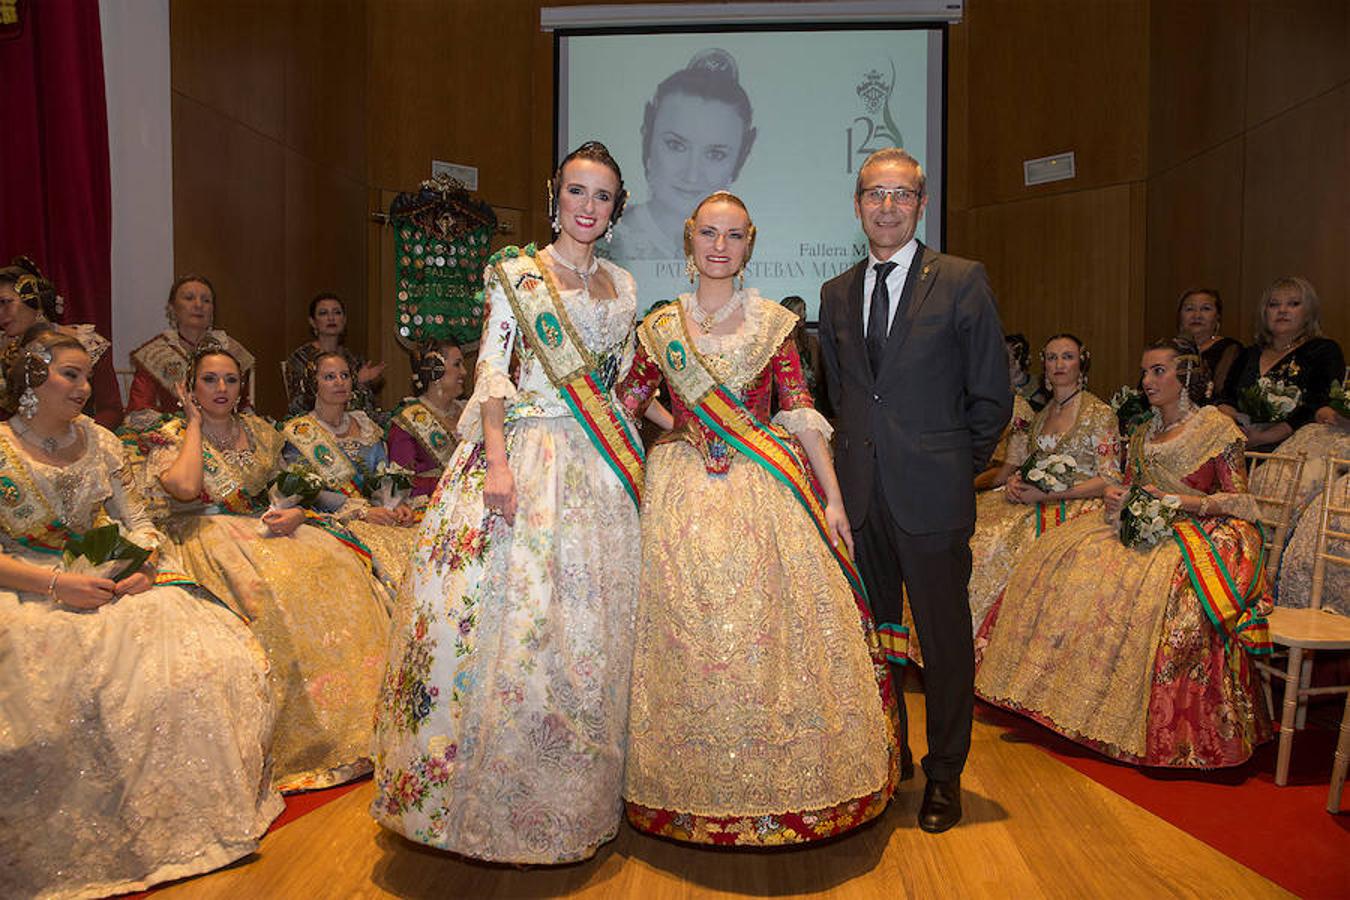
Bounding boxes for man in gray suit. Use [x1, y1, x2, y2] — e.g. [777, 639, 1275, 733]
[819, 147, 1010, 832]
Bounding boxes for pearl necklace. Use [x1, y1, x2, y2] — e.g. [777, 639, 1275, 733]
[12, 418, 78, 455]
[545, 244, 598, 293]
[690, 290, 744, 332]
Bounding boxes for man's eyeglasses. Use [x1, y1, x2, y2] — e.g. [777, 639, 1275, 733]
[859, 187, 923, 207]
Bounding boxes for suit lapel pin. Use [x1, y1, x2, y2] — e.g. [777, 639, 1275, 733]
[920, 263, 932, 282]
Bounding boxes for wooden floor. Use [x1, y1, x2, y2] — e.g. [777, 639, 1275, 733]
[163, 691, 1288, 899]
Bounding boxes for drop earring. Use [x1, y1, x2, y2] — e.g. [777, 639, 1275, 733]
[18, 388, 38, 420]
[545, 180, 560, 234]
[685, 256, 698, 284]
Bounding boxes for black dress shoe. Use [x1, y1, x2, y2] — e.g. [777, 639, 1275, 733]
[918, 777, 962, 833]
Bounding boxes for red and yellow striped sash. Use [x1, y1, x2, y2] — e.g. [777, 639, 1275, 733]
[494, 248, 644, 507]
[1171, 517, 1271, 655]
[639, 302, 876, 641]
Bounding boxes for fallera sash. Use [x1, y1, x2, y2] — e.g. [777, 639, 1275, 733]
[1034, 498, 1069, 536]
[0, 429, 69, 552]
[392, 400, 455, 467]
[280, 415, 363, 497]
[639, 302, 884, 652]
[492, 246, 644, 508]
[131, 329, 257, 405]
[1171, 516, 1272, 655]
[145, 417, 259, 514]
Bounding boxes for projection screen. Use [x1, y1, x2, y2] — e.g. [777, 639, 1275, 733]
[556, 24, 946, 320]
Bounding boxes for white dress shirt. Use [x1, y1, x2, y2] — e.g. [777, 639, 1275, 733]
[862, 238, 919, 337]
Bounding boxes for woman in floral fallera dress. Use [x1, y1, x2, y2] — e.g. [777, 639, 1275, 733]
[371, 142, 647, 864]
[977, 338, 1273, 767]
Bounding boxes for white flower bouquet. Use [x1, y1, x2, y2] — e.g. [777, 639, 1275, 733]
[1110, 385, 1153, 434]
[1329, 377, 1349, 419]
[1237, 376, 1300, 424]
[1118, 486, 1182, 548]
[1018, 451, 1078, 494]
[257, 463, 325, 535]
[368, 460, 414, 509]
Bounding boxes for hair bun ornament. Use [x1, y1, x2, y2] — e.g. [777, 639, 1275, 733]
[688, 48, 738, 79]
[414, 349, 447, 394]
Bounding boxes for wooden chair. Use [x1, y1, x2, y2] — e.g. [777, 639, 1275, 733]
[1246, 450, 1311, 725]
[1255, 455, 1350, 809]
[1245, 449, 1307, 581]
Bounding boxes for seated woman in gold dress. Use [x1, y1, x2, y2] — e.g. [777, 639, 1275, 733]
[977, 337, 1273, 768]
[966, 334, 1119, 632]
[618, 192, 899, 846]
[0, 326, 281, 898]
[145, 342, 393, 791]
[281, 352, 418, 590]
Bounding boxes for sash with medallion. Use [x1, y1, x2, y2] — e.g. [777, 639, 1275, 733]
[391, 399, 457, 470]
[279, 414, 364, 497]
[637, 302, 875, 629]
[1172, 517, 1272, 656]
[0, 429, 73, 553]
[491, 246, 644, 508]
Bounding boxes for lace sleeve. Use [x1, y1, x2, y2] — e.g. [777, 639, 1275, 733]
[1187, 440, 1263, 521]
[457, 267, 519, 443]
[769, 339, 832, 440]
[97, 429, 166, 552]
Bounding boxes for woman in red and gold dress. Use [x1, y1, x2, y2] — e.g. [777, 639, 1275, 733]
[125, 274, 255, 431]
[618, 192, 899, 845]
[977, 337, 1273, 767]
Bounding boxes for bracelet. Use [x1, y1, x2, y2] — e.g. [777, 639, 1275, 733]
[46, 567, 62, 603]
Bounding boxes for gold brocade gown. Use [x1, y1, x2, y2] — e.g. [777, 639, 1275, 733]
[1247, 422, 1350, 611]
[144, 414, 393, 791]
[618, 295, 898, 846]
[976, 407, 1273, 767]
[966, 391, 1119, 631]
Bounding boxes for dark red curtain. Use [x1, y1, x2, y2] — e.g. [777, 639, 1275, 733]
[0, 0, 112, 338]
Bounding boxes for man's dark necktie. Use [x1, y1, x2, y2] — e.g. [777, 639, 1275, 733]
[866, 261, 897, 374]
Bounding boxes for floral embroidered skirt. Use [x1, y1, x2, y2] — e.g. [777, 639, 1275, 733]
[0, 575, 283, 899]
[976, 514, 1272, 767]
[624, 443, 900, 846]
[371, 415, 640, 864]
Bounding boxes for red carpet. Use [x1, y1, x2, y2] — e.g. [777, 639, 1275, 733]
[976, 701, 1350, 899]
[266, 775, 369, 834]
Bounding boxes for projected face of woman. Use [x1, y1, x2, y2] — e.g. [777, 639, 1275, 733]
[647, 93, 746, 221]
